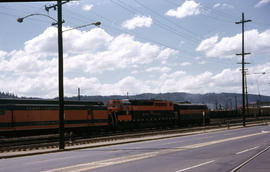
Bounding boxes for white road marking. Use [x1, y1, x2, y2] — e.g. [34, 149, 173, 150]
[175, 160, 216, 172]
[42, 131, 269, 172]
[236, 146, 259, 155]
[261, 130, 269, 134]
[231, 145, 270, 172]
[42, 151, 161, 172]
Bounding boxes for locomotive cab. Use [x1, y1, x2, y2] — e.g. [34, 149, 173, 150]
[107, 100, 122, 112]
[106, 99, 132, 129]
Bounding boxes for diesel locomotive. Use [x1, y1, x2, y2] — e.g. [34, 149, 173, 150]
[0, 98, 210, 137]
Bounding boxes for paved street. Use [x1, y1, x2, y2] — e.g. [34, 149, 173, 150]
[0, 125, 269, 172]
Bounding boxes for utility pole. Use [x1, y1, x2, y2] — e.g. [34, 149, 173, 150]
[235, 12, 251, 127]
[235, 96, 237, 112]
[78, 88, 80, 101]
[46, 0, 69, 150]
[245, 71, 249, 115]
[57, 0, 64, 150]
[10, 0, 99, 150]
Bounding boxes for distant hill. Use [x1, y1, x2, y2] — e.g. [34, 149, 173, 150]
[0, 92, 17, 99]
[1, 91, 270, 110]
[66, 92, 270, 110]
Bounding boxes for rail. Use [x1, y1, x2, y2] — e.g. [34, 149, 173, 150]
[0, 116, 269, 153]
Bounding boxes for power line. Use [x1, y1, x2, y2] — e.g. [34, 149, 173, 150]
[111, 0, 200, 45]
[56, 4, 196, 58]
[133, 0, 202, 42]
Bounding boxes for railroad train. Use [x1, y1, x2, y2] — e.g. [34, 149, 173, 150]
[209, 106, 270, 119]
[0, 98, 209, 137]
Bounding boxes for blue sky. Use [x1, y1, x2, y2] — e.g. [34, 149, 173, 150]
[0, 0, 270, 98]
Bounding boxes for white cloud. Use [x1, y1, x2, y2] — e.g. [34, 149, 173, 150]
[122, 16, 152, 30]
[180, 62, 191, 66]
[0, 50, 7, 57]
[146, 67, 171, 73]
[64, 33, 162, 73]
[198, 61, 206, 65]
[255, 0, 270, 8]
[196, 29, 270, 58]
[131, 70, 138, 74]
[67, 1, 80, 6]
[213, 3, 221, 8]
[0, 26, 178, 97]
[165, 0, 201, 19]
[156, 64, 270, 95]
[213, 3, 233, 9]
[3, 25, 270, 98]
[157, 48, 178, 60]
[24, 27, 58, 56]
[82, 4, 93, 11]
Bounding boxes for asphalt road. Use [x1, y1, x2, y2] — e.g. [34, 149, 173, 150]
[0, 125, 269, 172]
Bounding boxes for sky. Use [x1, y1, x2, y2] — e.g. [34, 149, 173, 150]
[0, 0, 270, 98]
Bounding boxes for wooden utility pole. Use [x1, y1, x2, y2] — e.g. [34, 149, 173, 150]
[245, 72, 249, 115]
[235, 12, 251, 127]
[45, 0, 69, 150]
[78, 88, 81, 101]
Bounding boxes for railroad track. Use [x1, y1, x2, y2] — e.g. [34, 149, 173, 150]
[0, 117, 269, 153]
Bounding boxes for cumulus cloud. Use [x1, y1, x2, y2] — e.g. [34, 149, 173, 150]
[122, 16, 152, 30]
[165, 0, 201, 19]
[82, 4, 93, 11]
[67, 1, 80, 6]
[196, 29, 270, 58]
[24, 27, 58, 56]
[213, 3, 233, 9]
[180, 62, 191, 66]
[146, 67, 171, 73]
[62, 64, 270, 96]
[198, 61, 206, 65]
[157, 48, 178, 60]
[2, 25, 270, 98]
[255, 0, 270, 8]
[0, 26, 178, 97]
[157, 64, 270, 95]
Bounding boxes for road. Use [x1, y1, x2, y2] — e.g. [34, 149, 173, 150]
[0, 125, 269, 172]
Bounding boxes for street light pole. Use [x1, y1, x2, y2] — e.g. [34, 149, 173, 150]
[17, 13, 58, 25]
[17, 2, 100, 150]
[57, 0, 65, 150]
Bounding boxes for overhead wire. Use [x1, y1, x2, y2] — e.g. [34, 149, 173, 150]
[0, 3, 55, 25]
[164, 0, 234, 24]
[2, 1, 243, 68]
[111, 0, 200, 45]
[160, 0, 241, 66]
[114, 0, 243, 66]
[133, 0, 202, 42]
[48, 2, 189, 57]
[126, 0, 238, 66]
